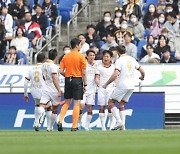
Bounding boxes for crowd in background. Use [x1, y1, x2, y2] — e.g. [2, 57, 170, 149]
[0, 0, 179, 65]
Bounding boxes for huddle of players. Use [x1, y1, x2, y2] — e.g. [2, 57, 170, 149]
[24, 45, 145, 131]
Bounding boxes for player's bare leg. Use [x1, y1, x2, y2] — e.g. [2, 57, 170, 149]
[108, 99, 123, 130]
[85, 105, 93, 131]
[99, 105, 106, 131]
[119, 100, 126, 130]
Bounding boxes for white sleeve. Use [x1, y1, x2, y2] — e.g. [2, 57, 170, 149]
[24, 78, 29, 97]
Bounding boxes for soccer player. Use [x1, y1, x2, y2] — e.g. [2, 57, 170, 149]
[103, 45, 145, 130]
[78, 49, 98, 131]
[95, 50, 116, 131]
[58, 38, 87, 131]
[24, 52, 46, 131]
[38, 49, 62, 131]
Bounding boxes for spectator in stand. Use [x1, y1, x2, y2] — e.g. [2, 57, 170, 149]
[140, 44, 160, 63]
[0, 6, 13, 40]
[0, 17, 6, 60]
[84, 24, 100, 48]
[58, 45, 71, 63]
[166, 0, 179, 15]
[32, 4, 48, 35]
[96, 11, 117, 41]
[140, 34, 157, 60]
[78, 34, 90, 56]
[143, 3, 158, 31]
[160, 46, 176, 63]
[8, 0, 27, 26]
[19, 12, 42, 46]
[109, 46, 119, 64]
[113, 7, 123, 28]
[151, 13, 167, 38]
[124, 32, 137, 59]
[156, 0, 166, 14]
[154, 34, 170, 58]
[114, 19, 133, 45]
[0, 0, 11, 8]
[122, 0, 142, 21]
[164, 11, 180, 60]
[42, 0, 57, 25]
[128, 13, 145, 44]
[10, 27, 29, 55]
[101, 33, 118, 52]
[4, 46, 19, 65]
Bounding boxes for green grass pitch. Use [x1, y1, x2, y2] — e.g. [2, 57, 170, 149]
[0, 129, 180, 154]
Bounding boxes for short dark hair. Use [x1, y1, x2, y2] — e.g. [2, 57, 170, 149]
[63, 45, 71, 51]
[86, 49, 96, 56]
[87, 24, 96, 30]
[9, 46, 16, 50]
[167, 11, 177, 19]
[109, 47, 117, 52]
[37, 52, 45, 63]
[146, 44, 154, 50]
[33, 4, 42, 10]
[103, 50, 113, 57]
[106, 32, 114, 37]
[48, 49, 57, 60]
[129, 13, 137, 18]
[162, 46, 171, 53]
[78, 34, 86, 38]
[116, 45, 126, 54]
[70, 38, 81, 49]
[104, 11, 111, 16]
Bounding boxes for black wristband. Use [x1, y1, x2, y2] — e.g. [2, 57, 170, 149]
[84, 84, 87, 87]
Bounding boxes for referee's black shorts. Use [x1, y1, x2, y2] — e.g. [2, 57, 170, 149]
[64, 77, 83, 100]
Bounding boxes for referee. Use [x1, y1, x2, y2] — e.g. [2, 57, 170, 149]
[58, 38, 87, 131]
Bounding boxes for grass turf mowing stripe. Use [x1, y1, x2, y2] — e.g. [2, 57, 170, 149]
[0, 130, 180, 154]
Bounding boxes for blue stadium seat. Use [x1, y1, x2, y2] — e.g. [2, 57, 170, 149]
[144, 29, 151, 38]
[57, 0, 76, 23]
[137, 39, 147, 59]
[29, 0, 34, 12]
[16, 51, 27, 64]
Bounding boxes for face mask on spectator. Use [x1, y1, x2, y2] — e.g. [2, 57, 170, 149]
[166, 9, 173, 13]
[64, 49, 70, 54]
[131, 17, 137, 23]
[159, 17, 165, 23]
[149, 7, 155, 13]
[116, 13, 121, 18]
[121, 24, 128, 29]
[104, 17, 111, 22]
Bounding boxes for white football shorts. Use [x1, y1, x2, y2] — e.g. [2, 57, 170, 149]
[40, 90, 60, 106]
[110, 88, 134, 103]
[81, 92, 96, 105]
[97, 87, 114, 106]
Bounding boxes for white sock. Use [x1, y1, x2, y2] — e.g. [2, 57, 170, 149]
[35, 106, 45, 126]
[111, 107, 122, 124]
[34, 107, 39, 126]
[46, 111, 52, 129]
[108, 113, 115, 130]
[78, 113, 83, 127]
[85, 114, 92, 129]
[48, 113, 57, 131]
[99, 113, 106, 131]
[120, 110, 126, 130]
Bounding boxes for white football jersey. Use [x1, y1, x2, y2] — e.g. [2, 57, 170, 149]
[26, 63, 45, 90]
[41, 60, 59, 92]
[85, 61, 98, 93]
[96, 63, 115, 89]
[115, 54, 140, 89]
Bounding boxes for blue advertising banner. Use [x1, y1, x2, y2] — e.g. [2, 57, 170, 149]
[0, 92, 164, 130]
